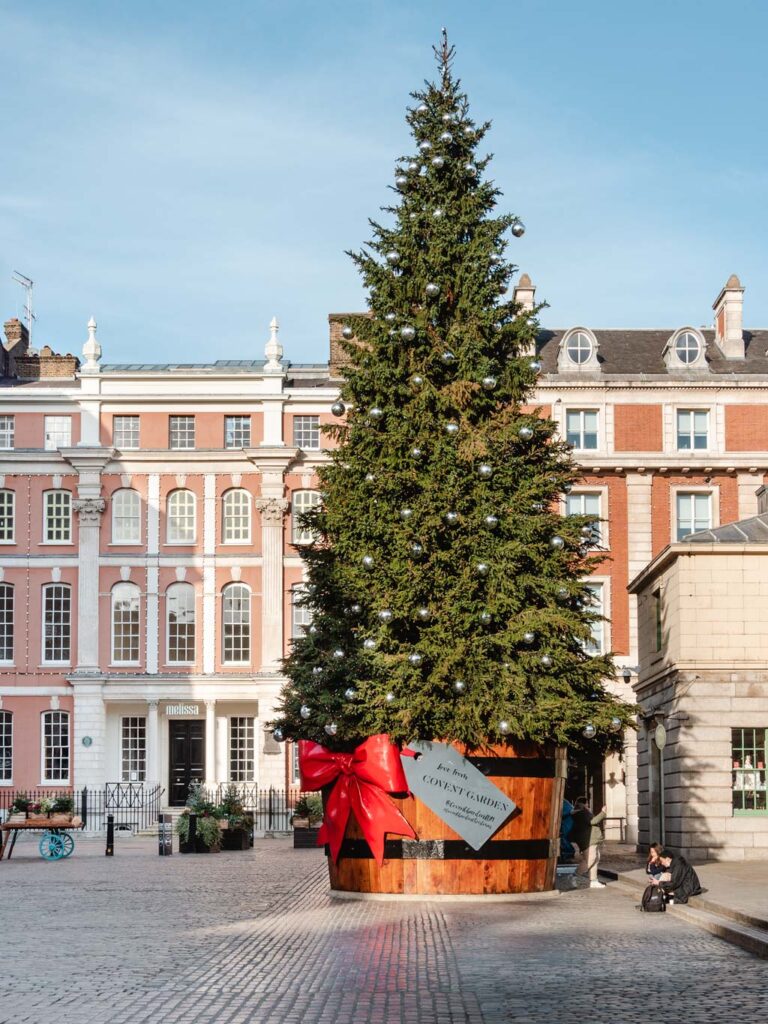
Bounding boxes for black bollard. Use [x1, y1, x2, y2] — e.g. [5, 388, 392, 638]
[158, 813, 172, 856]
[188, 813, 197, 852]
[105, 813, 114, 856]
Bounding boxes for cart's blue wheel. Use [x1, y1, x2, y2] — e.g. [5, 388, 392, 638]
[39, 832, 65, 860]
[59, 832, 75, 858]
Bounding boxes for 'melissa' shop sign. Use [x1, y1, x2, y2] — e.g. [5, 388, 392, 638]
[401, 741, 516, 850]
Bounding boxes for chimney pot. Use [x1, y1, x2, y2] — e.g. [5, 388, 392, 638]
[757, 485, 768, 515]
[713, 274, 745, 359]
[513, 273, 536, 312]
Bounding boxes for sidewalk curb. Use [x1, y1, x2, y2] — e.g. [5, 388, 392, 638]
[599, 869, 768, 960]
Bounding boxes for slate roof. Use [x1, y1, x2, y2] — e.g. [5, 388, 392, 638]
[684, 513, 768, 544]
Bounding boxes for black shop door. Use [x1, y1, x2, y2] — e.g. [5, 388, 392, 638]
[169, 720, 205, 806]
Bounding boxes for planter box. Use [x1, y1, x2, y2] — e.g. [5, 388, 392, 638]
[222, 828, 251, 851]
[179, 837, 220, 854]
[294, 826, 321, 849]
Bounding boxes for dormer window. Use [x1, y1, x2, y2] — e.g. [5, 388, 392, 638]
[675, 331, 701, 365]
[664, 328, 707, 371]
[558, 328, 599, 372]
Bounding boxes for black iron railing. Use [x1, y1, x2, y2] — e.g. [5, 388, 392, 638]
[0, 784, 164, 834]
[203, 784, 307, 831]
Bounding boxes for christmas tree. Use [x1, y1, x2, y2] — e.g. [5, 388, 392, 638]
[275, 35, 632, 753]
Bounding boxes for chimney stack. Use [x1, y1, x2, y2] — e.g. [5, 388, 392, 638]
[513, 273, 536, 312]
[713, 274, 745, 359]
[3, 318, 29, 355]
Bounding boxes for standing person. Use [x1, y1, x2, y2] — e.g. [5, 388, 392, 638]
[570, 796, 607, 889]
[560, 797, 576, 863]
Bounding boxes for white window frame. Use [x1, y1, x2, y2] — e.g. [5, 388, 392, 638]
[166, 489, 196, 544]
[583, 579, 609, 655]
[0, 583, 13, 665]
[0, 415, 14, 450]
[676, 409, 710, 452]
[559, 328, 599, 372]
[111, 488, 141, 544]
[291, 742, 301, 786]
[41, 710, 70, 785]
[222, 583, 251, 665]
[291, 490, 322, 546]
[293, 415, 321, 451]
[291, 584, 313, 638]
[43, 490, 72, 544]
[222, 489, 252, 544]
[44, 415, 72, 451]
[166, 582, 196, 665]
[564, 408, 599, 451]
[0, 489, 15, 544]
[664, 328, 707, 370]
[113, 415, 140, 450]
[224, 415, 251, 449]
[42, 583, 71, 665]
[564, 489, 607, 548]
[674, 488, 718, 542]
[229, 716, 256, 782]
[111, 582, 141, 666]
[169, 415, 195, 450]
[0, 710, 12, 784]
[121, 716, 147, 782]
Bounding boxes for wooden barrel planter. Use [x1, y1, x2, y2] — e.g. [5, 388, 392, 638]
[327, 741, 566, 895]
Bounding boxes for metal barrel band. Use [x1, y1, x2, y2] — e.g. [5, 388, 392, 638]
[328, 837, 553, 861]
[465, 757, 556, 778]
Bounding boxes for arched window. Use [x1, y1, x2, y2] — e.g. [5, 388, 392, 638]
[674, 331, 702, 365]
[566, 331, 594, 365]
[0, 583, 13, 663]
[291, 490, 321, 545]
[222, 583, 250, 664]
[0, 489, 15, 543]
[41, 710, 70, 783]
[167, 583, 195, 664]
[0, 710, 12, 782]
[167, 489, 196, 544]
[112, 582, 140, 664]
[42, 583, 71, 664]
[112, 488, 141, 543]
[222, 489, 251, 543]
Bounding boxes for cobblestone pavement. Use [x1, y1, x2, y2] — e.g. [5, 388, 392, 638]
[1, 835, 766, 1023]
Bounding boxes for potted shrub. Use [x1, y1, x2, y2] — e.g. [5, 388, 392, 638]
[215, 785, 253, 852]
[175, 782, 222, 853]
[292, 794, 323, 849]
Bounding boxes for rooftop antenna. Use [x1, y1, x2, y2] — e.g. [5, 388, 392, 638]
[11, 271, 35, 348]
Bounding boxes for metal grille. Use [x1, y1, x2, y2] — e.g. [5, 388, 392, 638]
[222, 583, 250, 663]
[565, 409, 598, 450]
[0, 583, 13, 662]
[293, 415, 320, 450]
[229, 717, 256, 782]
[169, 415, 195, 450]
[167, 583, 195, 663]
[121, 717, 147, 782]
[167, 489, 196, 543]
[111, 583, 140, 664]
[0, 415, 14, 449]
[43, 583, 71, 663]
[676, 410, 708, 451]
[112, 488, 141, 543]
[44, 490, 72, 542]
[291, 490, 321, 545]
[732, 728, 767, 814]
[222, 489, 251, 542]
[0, 711, 11, 781]
[113, 415, 140, 449]
[0, 489, 14, 542]
[44, 415, 71, 450]
[42, 710, 70, 782]
[225, 416, 251, 449]
[565, 491, 601, 544]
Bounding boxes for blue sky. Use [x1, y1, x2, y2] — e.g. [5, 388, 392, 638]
[1, 0, 767, 365]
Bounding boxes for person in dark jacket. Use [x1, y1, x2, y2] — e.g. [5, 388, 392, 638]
[646, 842, 667, 880]
[654, 850, 702, 904]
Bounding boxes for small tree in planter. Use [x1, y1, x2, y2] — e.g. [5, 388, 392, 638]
[215, 785, 254, 851]
[176, 782, 222, 853]
[292, 794, 324, 849]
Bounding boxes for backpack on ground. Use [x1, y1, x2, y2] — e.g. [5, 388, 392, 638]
[640, 883, 666, 912]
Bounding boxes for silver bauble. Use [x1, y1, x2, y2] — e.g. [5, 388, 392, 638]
[384, 311, 396, 323]
[308, 625, 318, 635]
[344, 688, 357, 701]
[580, 525, 594, 538]
[476, 562, 490, 576]
[528, 359, 542, 372]
[331, 401, 345, 417]
[368, 406, 383, 420]
[439, 131, 453, 144]
[442, 112, 453, 124]
[300, 705, 311, 720]
[432, 207, 444, 219]
[400, 325, 416, 341]
[342, 325, 354, 340]
[557, 586, 569, 600]
[362, 554, 374, 568]
[493, 321, 503, 332]
[444, 511, 459, 525]
[582, 723, 597, 740]
[540, 655, 553, 668]
[425, 282, 440, 297]
[410, 542, 424, 557]
[453, 679, 466, 693]
[272, 727, 284, 742]
[463, 125, 474, 137]
[410, 447, 423, 460]
[312, 666, 324, 676]
[478, 463, 493, 479]
[440, 350, 456, 364]
[609, 717, 623, 733]
[479, 611, 492, 625]
[363, 638, 377, 650]
[498, 720, 510, 735]
[388, 328, 397, 338]
[385, 250, 401, 265]
[484, 514, 499, 529]
[395, 175, 408, 189]
[550, 536, 565, 549]
[417, 607, 431, 621]
[444, 421, 459, 435]
[482, 375, 497, 390]
[407, 161, 419, 173]
[378, 609, 393, 623]
[518, 426, 534, 441]
[465, 162, 477, 175]
[419, 140, 432, 154]
[411, 374, 424, 388]
[307, 583, 317, 594]
[417, 103, 428, 114]
[523, 631, 535, 644]
[324, 722, 338, 737]
[349, 603, 362, 616]
[408, 652, 423, 666]
[332, 649, 345, 660]
[431, 156, 445, 169]
[400, 507, 413, 520]
[385, 691, 395, 703]
[511, 220, 526, 238]
[364, 473, 376, 483]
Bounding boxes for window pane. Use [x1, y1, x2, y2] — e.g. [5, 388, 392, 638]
[167, 490, 196, 543]
[169, 416, 195, 450]
[732, 728, 767, 814]
[0, 711, 11, 780]
[167, 584, 195, 663]
[223, 490, 251, 542]
[44, 416, 71, 450]
[121, 716, 147, 781]
[291, 490, 321, 545]
[291, 586, 313, 638]
[565, 492, 601, 544]
[44, 491, 71, 542]
[112, 583, 140, 664]
[112, 489, 141, 543]
[676, 492, 711, 540]
[293, 416, 320, 450]
[113, 416, 140, 449]
[223, 584, 250, 663]
[583, 583, 604, 654]
[0, 584, 13, 662]
[565, 410, 598, 450]
[225, 416, 251, 449]
[0, 416, 14, 449]
[229, 716, 255, 782]
[42, 711, 69, 782]
[43, 584, 71, 662]
[0, 490, 15, 542]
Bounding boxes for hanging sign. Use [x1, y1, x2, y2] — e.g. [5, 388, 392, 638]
[401, 740, 516, 851]
[654, 724, 667, 750]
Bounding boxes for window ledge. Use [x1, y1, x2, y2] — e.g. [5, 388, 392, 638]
[0, 781, 14, 787]
[0, 541, 16, 546]
[40, 780, 70, 787]
[164, 541, 197, 547]
[0, 662, 15, 668]
[39, 663, 71, 669]
[110, 663, 141, 669]
[107, 542, 143, 547]
[40, 541, 75, 547]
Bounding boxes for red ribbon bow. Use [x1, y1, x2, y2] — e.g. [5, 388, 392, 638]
[298, 733, 416, 865]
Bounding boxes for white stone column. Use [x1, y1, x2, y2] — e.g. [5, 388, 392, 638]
[255, 497, 289, 671]
[203, 475, 217, 674]
[146, 567, 159, 674]
[146, 699, 159, 787]
[216, 715, 229, 784]
[73, 497, 106, 672]
[738, 470, 762, 519]
[205, 700, 216, 786]
[72, 680, 106, 789]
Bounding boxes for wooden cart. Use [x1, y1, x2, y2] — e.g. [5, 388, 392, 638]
[0, 814, 84, 861]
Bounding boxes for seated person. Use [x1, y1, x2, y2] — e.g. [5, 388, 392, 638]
[646, 842, 669, 880]
[653, 849, 703, 904]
